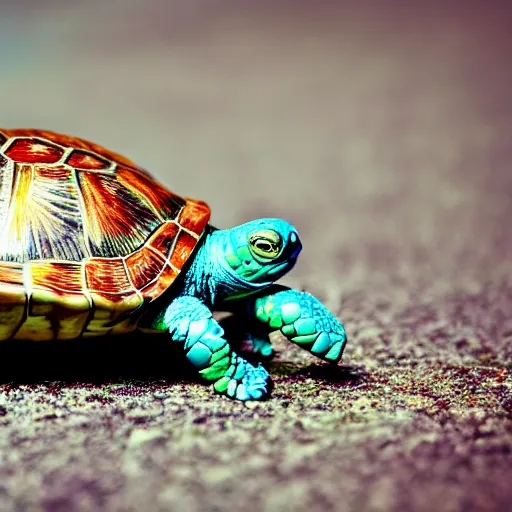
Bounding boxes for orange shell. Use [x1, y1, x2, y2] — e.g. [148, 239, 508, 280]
[0, 129, 210, 340]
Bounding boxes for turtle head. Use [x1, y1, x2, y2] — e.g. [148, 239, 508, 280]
[221, 218, 302, 286]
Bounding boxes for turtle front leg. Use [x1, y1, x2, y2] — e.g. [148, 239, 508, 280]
[242, 286, 347, 363]
[152, 296, 271, 401]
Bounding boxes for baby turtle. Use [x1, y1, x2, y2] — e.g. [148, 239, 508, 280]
[0, 129, 346, 400]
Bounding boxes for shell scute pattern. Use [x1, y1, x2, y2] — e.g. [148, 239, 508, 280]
[5, 137, 65, 164]
[66, 150, 111, 171]
[30, 261, 83, 294]
[0, 129, 211, 341]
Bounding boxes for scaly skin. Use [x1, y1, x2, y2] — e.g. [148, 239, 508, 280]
[251, 287, 346, 362]
[161, 296, 270, 400]
[147, 218, 347, 401]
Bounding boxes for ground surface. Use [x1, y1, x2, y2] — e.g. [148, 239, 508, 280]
[1, 1, 511, 511]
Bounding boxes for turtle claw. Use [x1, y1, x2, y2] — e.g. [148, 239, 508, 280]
[311, 334, 346, 363]
[289, 324, 346, 363]
[214, 354, 271, 401]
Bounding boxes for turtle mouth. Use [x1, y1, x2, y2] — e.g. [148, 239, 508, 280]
[240, 258, 298, 284]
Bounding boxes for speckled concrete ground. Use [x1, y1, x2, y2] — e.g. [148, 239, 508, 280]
[0, 1, 511, 511]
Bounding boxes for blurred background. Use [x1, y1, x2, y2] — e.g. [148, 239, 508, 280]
[1, 3, 512, 511]
[1, 0, 511, 316]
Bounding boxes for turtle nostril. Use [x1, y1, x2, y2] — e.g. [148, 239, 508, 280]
[288, 232, 302, 259]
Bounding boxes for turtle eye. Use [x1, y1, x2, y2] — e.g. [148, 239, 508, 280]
[249, 231, 282, 259]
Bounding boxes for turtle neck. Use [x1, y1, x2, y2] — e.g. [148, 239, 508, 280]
[180, 227, 269, 308]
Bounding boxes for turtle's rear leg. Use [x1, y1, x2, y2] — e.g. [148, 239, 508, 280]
[151, 296, 271, 401]
[220, 313, 275, 360]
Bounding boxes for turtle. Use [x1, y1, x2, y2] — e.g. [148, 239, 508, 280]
[0, 128, 347, 400]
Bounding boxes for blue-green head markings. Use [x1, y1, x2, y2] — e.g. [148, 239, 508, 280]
[222, 218, 302, 285]
[174, 218, 303, 308]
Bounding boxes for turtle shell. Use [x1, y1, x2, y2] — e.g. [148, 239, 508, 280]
[0, 129, 210, 341]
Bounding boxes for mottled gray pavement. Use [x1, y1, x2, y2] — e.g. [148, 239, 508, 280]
[0, 2, 511, 511]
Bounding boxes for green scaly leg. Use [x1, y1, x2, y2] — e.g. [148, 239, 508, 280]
[154, 296, 271, 401]
[244, 286, 347, 362]
[230, 317, 275, 360]
[244, 330, 275, 358]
